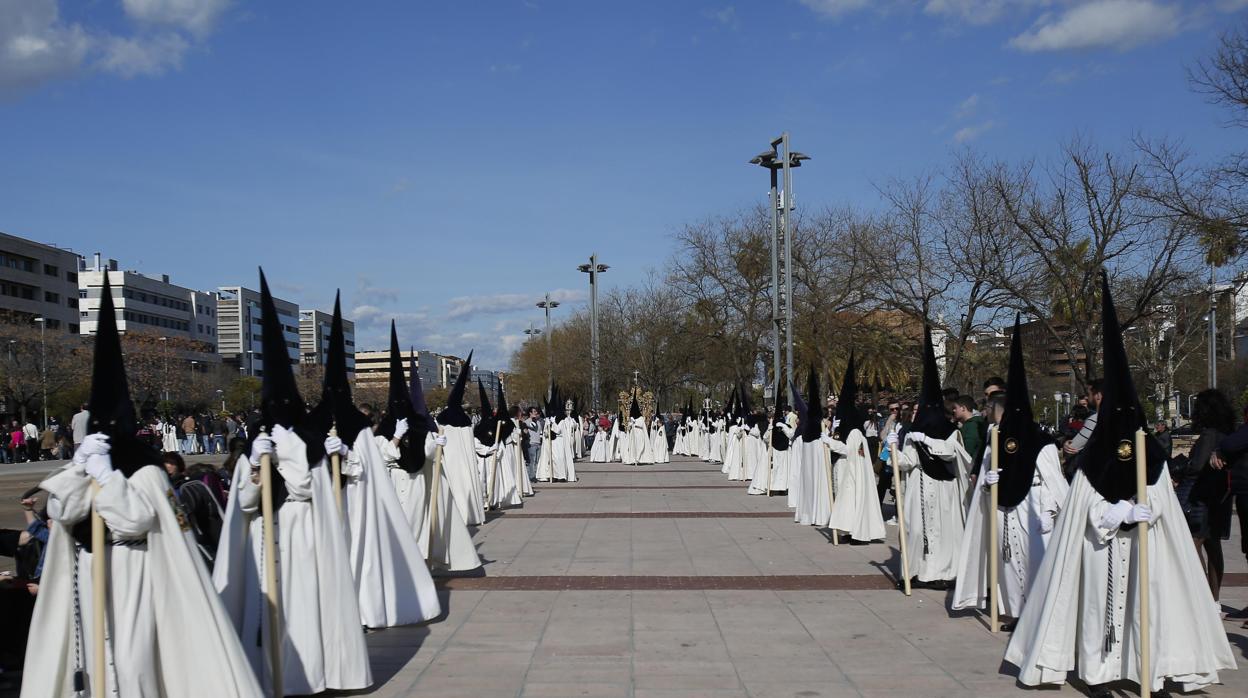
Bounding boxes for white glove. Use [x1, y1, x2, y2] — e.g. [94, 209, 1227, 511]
[983, 469, 1000, 486]
[324, 435, 348, 457]
[831, 418, 841, 432]
[434, 434, 448, 447]
[1127, 504, 1154, 524]
[250, 434, 275, 464]
[84, 452, 114, 485]
[886, 431, 899, 449]
[74, 433, 110, 465]
[393, 418, 409, 441]
[1098, 500, 1134, 530]
[905, 432, 927, 447]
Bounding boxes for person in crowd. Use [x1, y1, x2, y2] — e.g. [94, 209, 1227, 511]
[983, 376, 1006, 400]
[163, 451, 225, 569]
[953, 395, 988, 483]
[1154, 420, 1172, 460]
[1061, 378, 1103, 457]
[71, 403, 89, 455]
[9, 421, 24, 463]
[38, 424, 56, 461]
[22, 419, 39, 462]
[1171, 389, 1235, 604]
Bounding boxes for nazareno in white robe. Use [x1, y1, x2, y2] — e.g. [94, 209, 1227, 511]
[385, 433, 482, 572]
[743, 425, 762, 481]
[214, 429, 372, 695]
[650, 422, 669, 463]
[952, 438, 1068, 616]
[556, 418, 578, 481]
[24, 463, 263, 698]
[747, 422, 794, 496]
[895, 432, 971, 583]
[795, 432, 833, 526]
[441, 424, 486, 525]
[590, 427, 609, 462]
[673, 424, 687, 455]
[626, 421, 649, 465]
[335, 429, 441, 629]
[723, 424, 745, 479]
[824, 429, 887, 543]
[1004, 464, 1237, 692]
[488, 426, 523, 508]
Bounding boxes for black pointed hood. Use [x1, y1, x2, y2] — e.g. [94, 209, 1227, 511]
[901, 323, 958, 481]
[377, 323, 425, 472]
[1078, 272, 1165, 502]
[474, 379, 497, 445]
[833, 353, 864, 442]
[771, 379, 791, 451]
[997, 314, 1054, 508]
[308, 292, 373, 449]
[801, 367, 823, 442]
[255, 269, 325, 466]
[496, 380, 515, 442]
[789, 379, 809, 443]
[408, 349, 437, 432]
[629, 393, 642, 420]
[911, 324, 957, 440]
[86, 272, 161, 477]
[437, 351, 474, 427]
[551, 384, 567, 421]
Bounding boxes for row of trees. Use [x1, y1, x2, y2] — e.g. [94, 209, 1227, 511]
[507, 28, 1248, 417]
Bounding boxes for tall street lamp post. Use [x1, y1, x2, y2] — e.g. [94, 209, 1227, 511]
[750, 133, 808, 405]
[536, 294, 560, 396]
[578, 255, 609, 411]
[33, 317, 47, 428]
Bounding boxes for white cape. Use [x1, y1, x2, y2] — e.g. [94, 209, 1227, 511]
[214, 432, 372, 695]
[344, 429, 442, 628]
[25, 463, 263, 698]
[952, 440, 1067, 616]
[1004, 465, 1236, 691]
[825, 430, 887, 542]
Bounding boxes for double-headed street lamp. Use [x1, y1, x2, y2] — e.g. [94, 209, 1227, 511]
[750, 133, 809, 405]
[578, 255, 609, 411]
[536, 294, 560, 395]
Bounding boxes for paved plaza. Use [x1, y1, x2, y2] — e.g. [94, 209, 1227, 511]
[3, 456, 1247, 697]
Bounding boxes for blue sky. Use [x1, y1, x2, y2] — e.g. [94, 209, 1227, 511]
[3, 0, 1247, 370]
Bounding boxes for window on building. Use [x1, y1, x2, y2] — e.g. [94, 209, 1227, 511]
[0, 253, 35, 272]
[45, 291, 59, 304]
[66, 271, 77, 283]
[0, 281, 36, 300]
[44, 264, 58, 277]
[69, 323, 79, 334]
[67, 298, 78, 309]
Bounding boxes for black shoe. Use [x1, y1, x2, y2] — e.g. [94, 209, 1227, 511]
[999, 621, 1016, 632]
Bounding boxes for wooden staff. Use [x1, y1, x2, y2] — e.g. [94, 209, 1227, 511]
[891, 429, 911, 596]
[90, 483, 106, 694]
[765, 420, 776, 496]
[259, 439, 283, 698]
[1136, 428, 1151, 698]
[989, 428, 1000, 633]
[514, 426, 526, 498]
[825, 442, 838, 546]
[426, 427, 445, 561]
[487, 421, 504, 509]
[329, 425, 343, 517]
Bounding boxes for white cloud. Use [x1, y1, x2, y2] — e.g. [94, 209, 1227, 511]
[1009, 0, 1180, 52]
[953, 120, 995, 142]
[0, 0, 228, 96]
[121, 0, 231, 38]
[707, 6, 738, 26]
[98, 32, 188, 77]
[923, 0, 1019, 25]
[0, 0, 91, 92]
[797, 0, 872, 19]
[445, 288, 587, 321]
[954, 93, 980, 119]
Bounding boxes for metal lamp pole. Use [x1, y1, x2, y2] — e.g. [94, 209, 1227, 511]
[750, 134, 808, 404]
[578, 255, 609, 411]
[33, 318, 47, 428]
[537, 294, 560, 396]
